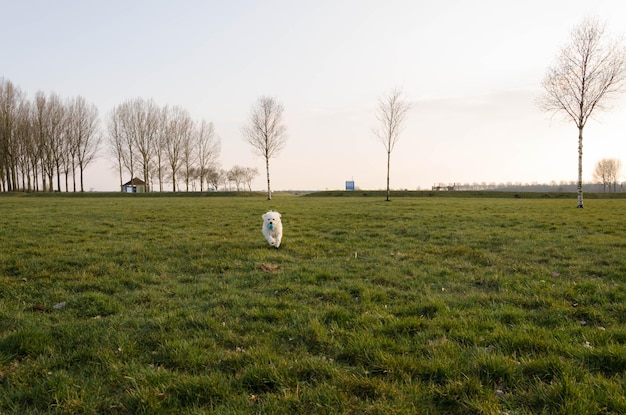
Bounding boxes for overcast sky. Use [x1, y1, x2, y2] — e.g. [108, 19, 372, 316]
[3, 0, 626, 191]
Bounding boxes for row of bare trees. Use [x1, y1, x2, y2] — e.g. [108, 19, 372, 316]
[226, 165, 259, 191]
[158, 165, 259, 192]
[593, 158, 622, 192]
[107, 98, 223, 192]
[0, 78, 100, 192]
[0, 82, 259, 193]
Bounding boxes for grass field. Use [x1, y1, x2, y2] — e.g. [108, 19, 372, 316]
[1, 193, 625, 414]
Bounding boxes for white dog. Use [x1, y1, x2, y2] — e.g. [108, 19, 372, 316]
[262, 211, 283, 248]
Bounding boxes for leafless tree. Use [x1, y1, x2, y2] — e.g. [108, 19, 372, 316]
[242, 96, 287, 200]
[593, 158, 622, 192]
[228, 165, 246, 191]
[60, 106, 74, 192]
[154, 106, 169, 191]
[66, 96, 100, 192]
[218, 168, 229, 191]
[226, 166, 258, 191]
[373, 88, 411, 201]
[181, 120, 198, 192]
[15, 99, 33, 191]
[120, 98, 159, 191]
[186, 166, 200, 191]
[242, 166, 259, 191]
[165, 106, 192, 192]
[33, 92, 49, 191]
[196, 120, 220, 192]
[107, 98, 159, 191]
[106, 106, 127, 191]
[539, 17, 626, 208]
[0, 78, 24, 191]
[36, 92, 65, 192]
[206, 165, 222, 191]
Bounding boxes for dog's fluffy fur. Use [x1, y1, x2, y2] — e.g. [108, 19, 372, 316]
[262, 211, 283, 248]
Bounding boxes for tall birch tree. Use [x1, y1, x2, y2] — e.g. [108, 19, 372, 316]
[539, 17, 626, 208]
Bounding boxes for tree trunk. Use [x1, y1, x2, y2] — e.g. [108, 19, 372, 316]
[265, 156, 271, 200]
[56, 164, 61, 192]
[577, 126, 584, 208]
[42, 174, 47, 192]
[385, 149, 391, 202]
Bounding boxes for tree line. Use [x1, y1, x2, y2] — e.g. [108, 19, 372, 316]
[0, 78, 100, 192]
[107, 97, 223, 192]
[0, 79, 264, 193]
[593, 158, 622, 192]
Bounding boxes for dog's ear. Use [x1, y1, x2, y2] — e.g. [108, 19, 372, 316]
[261, 213, 267, 219]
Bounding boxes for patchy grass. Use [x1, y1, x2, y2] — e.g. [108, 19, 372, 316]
[1, 194, 625, 414]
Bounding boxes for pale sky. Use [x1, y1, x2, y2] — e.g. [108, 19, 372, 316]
[3, 0, 626, 191]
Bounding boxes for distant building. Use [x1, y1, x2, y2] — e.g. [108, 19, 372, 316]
[432, 183, 456, 191]
[345, 181, 355, 191]
[122, 177, 147, 193]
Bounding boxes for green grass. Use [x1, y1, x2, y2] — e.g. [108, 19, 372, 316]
[1, 194, 625, 414]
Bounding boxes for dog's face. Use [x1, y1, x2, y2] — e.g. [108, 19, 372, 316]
[262, 211, 281, 230]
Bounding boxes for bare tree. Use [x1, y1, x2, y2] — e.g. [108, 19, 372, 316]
[206, 165, 222, 191]
[243, 166, 259, 191]
[37, 92, 65, 192]
[539, 17, 626, 208]
[154, 106, 169, 191]
[181, 120, 197, 192]
[165, 106, 192, 192]
[0, 78, 24, 191]
[593, 158, 622, 192]
[33, 92, 49, 191]
[69, 97, 100, 192]
[60, 103, 74, 192]
[593, 159, 611, 192]
[196, 120, 220, 192]
[242, 96, 287, 200]
[15, 99, 34, 191]
[218, 168, 229, 191]
[373, 88, 410, 202]
[106, 106, 127, 191]
[226, 166, 258, 191]
[120, 98, 159, 191]
[228, 165, 246, 191]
